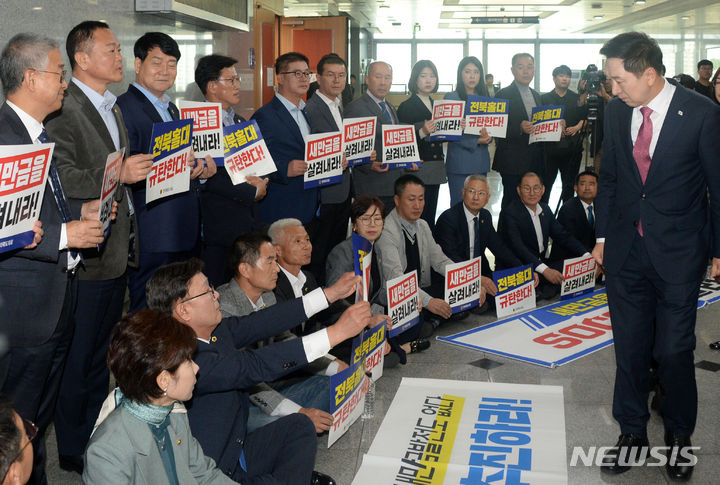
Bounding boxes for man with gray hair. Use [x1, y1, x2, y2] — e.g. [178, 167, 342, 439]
[0, 33, 110, 485]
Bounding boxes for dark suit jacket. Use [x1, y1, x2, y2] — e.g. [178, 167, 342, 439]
[550, 197, 595, 261]
[46, 81, 136, 280]
[0, 103, 80, 346]
[498, 199, 586, 267]
[493, 82, 543, 176]
[596, 79, 720, 283]
[116, 84, 200, 253]
[273, 268, 324, 334]
[187, 299, 309, 477]
[434, 202, 521, 275]
[344, 93, 402, 197]
[397, 94, 446, 185]
[304, 92, 351, 204]
[251, 96, 318, 224]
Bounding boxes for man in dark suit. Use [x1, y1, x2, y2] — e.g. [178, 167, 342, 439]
[0, 33, 108, 485]
[45, 21, 154, 472]
[498, 172, 587, 299]
[117, 32, 212, 311]
[344, 61, 402, 212]
[252, 52, 318, 226]
[550, 170, 597, 262]
[593, 32, 720, 481]
[195, 54, 268, 286]
[493, 53, 544, 209]
[146, 258, 372, 485]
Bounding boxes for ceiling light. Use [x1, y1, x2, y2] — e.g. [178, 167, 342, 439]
[634, 0, 646, 5]
[680, 15, 690, 20]
[593, 15, 603, 20]
[32, 6, 42, 10]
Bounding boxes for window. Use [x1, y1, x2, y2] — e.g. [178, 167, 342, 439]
[376, 43, 412, 93]
[416, 43, 464, 92]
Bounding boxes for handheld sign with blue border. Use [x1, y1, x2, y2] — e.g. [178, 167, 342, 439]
[529, 105, 564, 143]
[343, 116, 375, 166]
[494, 264, 536, 319]
[146, 119, 193, 204]
[464, 95, 509, 138]
[352, 233, 373, 301]
[382, 125, 420, 169]
[178, 100, 224, 165]
[560, 254, 597, 299]
[386, 270, 420, 337]
[444, 257, 482, 314]
[429, 100, 464, 141]
[304, 131, 343, 189]
[223, 120, 276, 185]
[98, 148, 124, 239]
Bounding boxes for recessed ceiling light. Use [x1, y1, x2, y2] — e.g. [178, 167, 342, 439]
[379, 5, 390, 8]
[680, 15, 690, 20]
[634, 0, 646, 5]
[594, 15, 603, 20]
[32, 6, 42, 10]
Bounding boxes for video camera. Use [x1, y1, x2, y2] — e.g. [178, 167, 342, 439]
[581, 64, 606, 121]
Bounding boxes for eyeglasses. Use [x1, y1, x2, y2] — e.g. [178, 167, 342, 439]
[465, 189, 488, 197]
[218, 77, 241, 86]
[322, 72, 346, 81]
[181, 285, 217, 303]
[520, 185, 543, 194]
[357, 215, 383, 226]
[4, 418, 38, 478]
[280, 70, 312, 79]
[32, 68, 67, 81]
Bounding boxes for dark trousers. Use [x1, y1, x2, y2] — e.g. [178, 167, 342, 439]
[605, 234, 699, 438]
[420, 183, 440, 233]
[202, 244, 234, 287]
[54, 274, 127, 457]
[128, 250, 192, 311]
[500, 173, 522, 209]
[542, 146, 582, 205]
[235, 413, 317, 484]
[307, 196, 352, 286]
[0, 276, 76, 485]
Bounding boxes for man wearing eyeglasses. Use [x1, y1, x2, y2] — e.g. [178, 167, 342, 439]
[252, 52, 319, 227]
[0, 395, 36, 485]
[498, 172, 588, 299]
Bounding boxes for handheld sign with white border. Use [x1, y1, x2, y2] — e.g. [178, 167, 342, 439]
[386, 270, 420, 337]
[382, 125, 420, 169]
[98, 148, 124, 238]
[560, 254, 597, 299]
[429, 100, 464, 141]
[146, 119, 193, 204]
[464, 95, 509, 138]
[223, 120, 276, 185]
[529, 105, 564, 143]
[494, 264, 536, 319]
[352, 233, 373, 302]
[444, 257, 482, 314]
[0, 143, 53, 253]
[178, 100, 224, 165]
[343, 116, 375, 166]
[304, 131, 343, 189]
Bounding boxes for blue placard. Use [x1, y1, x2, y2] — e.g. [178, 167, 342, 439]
[465, 95, 510, 116]
[149, 119, 194, 162]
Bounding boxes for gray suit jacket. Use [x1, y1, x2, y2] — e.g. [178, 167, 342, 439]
[46, 81, 137, 280]
[83, 405, 234, 485]
[344, 93, 402, 197]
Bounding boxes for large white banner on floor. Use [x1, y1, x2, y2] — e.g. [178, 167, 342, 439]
[352, 378, 567, 485]
[438, 289, 612, 368]
[697, 278, 720, 308]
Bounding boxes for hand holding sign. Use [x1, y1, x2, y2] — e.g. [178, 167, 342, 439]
[201, 154, 217, 179]
[324, 272, 362, 303]
[119, 153, 153, 184]
[24, 220, 43, 249]
[327, 301, 372, 345]
[426, 298, 452, 319]
[82, 199, 117, 222]
[521, 120, 534, 135]
[299, 408, 333, 433]
[246, 176, 269, 200]
[481, 275, 498, 296]
[420, 119, 435, 136]
[287, 159, 307, 177]
[66, 218, 104, 248]
[542, 268, 564, 285]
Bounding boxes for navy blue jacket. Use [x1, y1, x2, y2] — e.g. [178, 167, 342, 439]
[550, 197, 595, 261]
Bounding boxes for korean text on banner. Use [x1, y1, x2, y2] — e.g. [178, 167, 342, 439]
[178, 100, 224, 165]
[343, 117, 375, 167]
[223, 121, 276, 185]
[429, 100, 464, 142]
[529, 105, 564, 143]
[464, 95, 509, 138]
[146, 119, 193, 204]
[494, 264, 536, 319]
[0, 143, 53, 253]
[386, 270, 420, 337]
[382, 125, 420, 169]
[444, 257, 482, 314]
[352, 233, 373, 301]
[98, 148, 124, 238]
[560, 254, 596, 299]
[304, 131, 343, 189]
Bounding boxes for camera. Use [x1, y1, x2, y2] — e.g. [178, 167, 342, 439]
[581, 64, 606, 121]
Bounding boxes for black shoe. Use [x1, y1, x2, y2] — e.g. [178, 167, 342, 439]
[471, 301, 489, 315]
[58, 454, 84, 474]
[600, 434, 649, 474]
[664, 433, 695, 482]
[409, 339, 430, 353]
[710, 340, 720, 350]
[383, 351, 401, 368]
[448, 310, 469, 321]
[311, 471, 337, 485]
[419, 319, 438, 338]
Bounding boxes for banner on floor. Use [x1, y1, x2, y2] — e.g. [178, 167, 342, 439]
[343, 116, 375, 166]
[223, 121, 276, 185]
[178, 100, 223, 165]
[529, 105, 564, 143]
[464, 95, 509, 138]
[386, 270, 420, 337]
[0, 143, 53, 253]
[382, 125, 420, 169]
[697, 278, 720, 309]
[147, 120, 193, 204]
[98, 148, 124, 238]
[445, 257, 482, 314]
[439, 289, 612, 367]
[352, 378, 568, 485]
[352, 233, 373, 301]
[493, 264, 536, 319]
[560, 254, 597, 299]
[429, 100, 465, 141]
[304, 131, 343, 189]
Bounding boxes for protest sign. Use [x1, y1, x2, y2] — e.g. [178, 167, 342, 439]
[429, 100, 464, 141]
[386, 271, 420, 337]
[444, 257, 482, 314]
[223, 121, 276, 185]
[560, 254, 597, 299]
[529, 105, 564, 143]
[304, 131, 343, 189]
[439, 289, 612, 367]
[464, 95, 509, 138]
[352, 233, 373, 301]
[352, 378, 567, 484]
[494, 265, 536, 319]
[382, 125, 420, 169]
[178, 100, 223, 164]
[0, 144, 53, 253]
[98, 148, 124, 237]
[698, 278, 720, 308]
[343, 116, 375, 166]
[146, 120, 193, 204]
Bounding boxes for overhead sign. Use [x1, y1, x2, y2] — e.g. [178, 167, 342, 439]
[471, 16, 539, 24]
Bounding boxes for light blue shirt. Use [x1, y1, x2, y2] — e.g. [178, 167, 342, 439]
[132, 82, 173, 122]
[276, 93, 310, 141]
[72, 77, 120, 150]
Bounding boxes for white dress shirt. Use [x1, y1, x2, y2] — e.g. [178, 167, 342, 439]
[276, 93, 310, 141]
[463, 204, 479, 259]
[630, 78, 676, 158]
[525, 204, 549, 273]
[315, 91, 343, 131]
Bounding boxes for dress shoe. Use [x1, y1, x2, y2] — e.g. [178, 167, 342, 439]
[58, 454, 84, 474]
[448, 310, 469, 321]
[419, 319, 438, 338]
[471, 301, 489, 315]
[409, 339, 430, 353]
[664, 433, 695, 482]
[710, 340, 720, 350]
[311, 470, 337, 485]
[600, 434, 649, 474]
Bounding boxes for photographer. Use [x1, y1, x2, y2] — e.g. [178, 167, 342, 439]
[578, 64, 611, 172]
